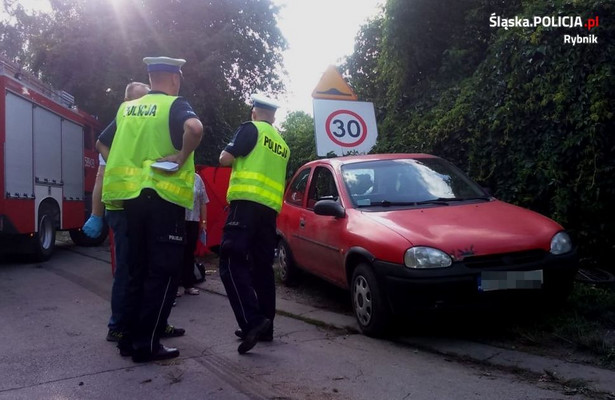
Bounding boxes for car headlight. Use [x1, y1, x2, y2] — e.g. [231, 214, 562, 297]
[404, 247, 452, 269]
[550, 231, 572, 255]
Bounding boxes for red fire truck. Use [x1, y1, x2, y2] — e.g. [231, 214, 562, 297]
[0, 56, 106, 261]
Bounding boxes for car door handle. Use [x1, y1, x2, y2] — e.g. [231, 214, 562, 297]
[299, 218, 305, 228]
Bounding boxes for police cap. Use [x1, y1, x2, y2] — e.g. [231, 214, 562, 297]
[251, 93, 280, 111]
[143, 56, 186, 74]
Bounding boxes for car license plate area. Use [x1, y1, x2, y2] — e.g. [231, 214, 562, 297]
[479, 270, 543, 292]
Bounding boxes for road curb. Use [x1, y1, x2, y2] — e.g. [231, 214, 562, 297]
[199, 276, 615, 397]
[401, 337, 615, 396]
[199, 276, 359, 332]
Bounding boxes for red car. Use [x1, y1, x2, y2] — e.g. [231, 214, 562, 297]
[276, 154, 578, 336]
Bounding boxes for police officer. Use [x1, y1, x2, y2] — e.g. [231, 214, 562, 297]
[97, 56, 203, 362]
[219, 93, 290, 354]
[92, 82, 185, 343]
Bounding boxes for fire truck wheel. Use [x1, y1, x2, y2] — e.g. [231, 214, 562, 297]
[69, 222, 109, 247]
[33, 209, 57, 261]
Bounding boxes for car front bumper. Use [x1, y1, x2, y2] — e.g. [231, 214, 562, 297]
[372, 249, 579, 314]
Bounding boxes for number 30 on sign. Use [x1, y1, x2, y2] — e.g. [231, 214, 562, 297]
[326, 109, 367, 146]
[313, 99, 378, 156]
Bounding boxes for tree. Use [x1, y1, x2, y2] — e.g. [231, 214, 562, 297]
[279, 111, 316, 178]
[342, 14, 384, 105]
[342, 0, 614, 267]
[1, 0, 287, 165]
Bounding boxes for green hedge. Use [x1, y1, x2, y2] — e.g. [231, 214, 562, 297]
[373, 0, 614, 267]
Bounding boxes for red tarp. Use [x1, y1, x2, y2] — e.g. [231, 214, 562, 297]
[195, 165, 231, 256]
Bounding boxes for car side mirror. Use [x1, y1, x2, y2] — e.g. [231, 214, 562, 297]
[314, 199, 345, 218]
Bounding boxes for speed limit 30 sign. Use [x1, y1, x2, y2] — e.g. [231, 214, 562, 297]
[325, 109, 368, 146]
[313, 99, 378, 156]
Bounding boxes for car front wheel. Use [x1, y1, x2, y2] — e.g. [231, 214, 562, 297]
[351, 263, 390, 337]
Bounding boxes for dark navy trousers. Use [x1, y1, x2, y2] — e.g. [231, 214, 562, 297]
[106, 209, 129, 332]
[219, 200, 277, 334]
[119, 189, 185, 354]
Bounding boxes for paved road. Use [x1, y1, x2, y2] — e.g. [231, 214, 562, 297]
[0, 240, 606, 399]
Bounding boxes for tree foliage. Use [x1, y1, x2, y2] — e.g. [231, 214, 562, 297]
[343, 14, 384, 109]
[344, 0, 614, 266]
[279, 110, 316, 178]
[0, 0, 287, 165]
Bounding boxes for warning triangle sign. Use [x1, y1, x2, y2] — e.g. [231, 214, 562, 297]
[311, 65, 358, 101]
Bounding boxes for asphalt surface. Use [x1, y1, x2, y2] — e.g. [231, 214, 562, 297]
[1, 236, 613, 399]
[204, 257, 615, 398]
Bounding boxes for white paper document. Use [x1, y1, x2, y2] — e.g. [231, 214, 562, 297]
[151, 161, 179, 172]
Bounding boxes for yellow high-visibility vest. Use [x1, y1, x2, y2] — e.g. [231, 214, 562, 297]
[103, 94, 195, 209]
[227, 121, 290, 212]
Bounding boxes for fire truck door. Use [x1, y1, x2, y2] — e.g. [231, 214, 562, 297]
[4, 93, 34, 202]
[33, 106, 63, 228]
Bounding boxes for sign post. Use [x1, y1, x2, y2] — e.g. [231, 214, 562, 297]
[312, 65, 377, 156]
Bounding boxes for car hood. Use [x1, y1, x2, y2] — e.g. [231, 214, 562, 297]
[361, 200, 563, 259]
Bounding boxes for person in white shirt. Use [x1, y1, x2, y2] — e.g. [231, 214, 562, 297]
[177, 173, 209, 296]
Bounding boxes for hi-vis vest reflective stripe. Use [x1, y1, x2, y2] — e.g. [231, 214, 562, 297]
[227, 121, 290, 212]
[102, 94, 195, 209]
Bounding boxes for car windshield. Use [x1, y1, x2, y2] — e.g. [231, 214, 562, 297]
[341, 158, 488, 208]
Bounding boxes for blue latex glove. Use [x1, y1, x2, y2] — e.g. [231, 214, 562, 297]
[83, 214, 103, 238]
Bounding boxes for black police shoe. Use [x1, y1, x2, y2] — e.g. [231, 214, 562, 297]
[132, 344, 179, 363]
[237, 319, 271, 355]
[234, 328, 273, 342]
[117, 342, 133, 357]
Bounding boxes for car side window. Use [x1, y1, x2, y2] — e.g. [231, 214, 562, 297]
[307, 167, 338, 209]
[286, 168, 310, 207]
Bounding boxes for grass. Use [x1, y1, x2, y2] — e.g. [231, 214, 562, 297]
[507, 282, 615, 369]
